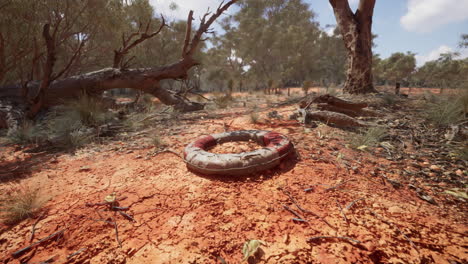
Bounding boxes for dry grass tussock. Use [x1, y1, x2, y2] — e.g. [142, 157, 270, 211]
[0, 184, 45, 225]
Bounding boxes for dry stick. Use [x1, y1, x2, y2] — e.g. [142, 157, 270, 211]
[118, 211, 135, 222]
[67, 247, 87, 259]
[283, 205, 305, 220]
[282, 189, 335, 229]
[92, 219, 122, 248]
[346, 198, 365, 210]
[30, 211, 47, 242]
[307, 236, 361, 244]
[366, 208, 418, 251]
[113, 220, 122, 248]
[325, 179, 354, 191]
[12, 229, 65, 258]
[152, 149, 181, 158]
[335, 200, 349, 224]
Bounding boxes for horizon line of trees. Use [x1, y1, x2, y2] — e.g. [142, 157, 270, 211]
[0, 0, 466, 96]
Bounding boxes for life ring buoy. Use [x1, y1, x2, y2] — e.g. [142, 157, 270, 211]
[184, 130, 294, 175]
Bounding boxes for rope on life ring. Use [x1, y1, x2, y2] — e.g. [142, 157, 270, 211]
[184, 130, 294, 176]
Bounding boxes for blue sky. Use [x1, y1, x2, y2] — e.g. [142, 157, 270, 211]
[150, 0, 468, 66]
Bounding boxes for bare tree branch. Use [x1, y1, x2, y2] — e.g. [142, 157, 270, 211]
[113, 16, 167, 68]
[184, 0, 238, 58]
[182, 10, 194, 56]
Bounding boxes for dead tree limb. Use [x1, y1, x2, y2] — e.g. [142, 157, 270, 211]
[0, 0, 240, 130]
[113, 16, 166, 69]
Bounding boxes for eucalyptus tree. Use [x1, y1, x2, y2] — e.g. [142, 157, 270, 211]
[208, 0, 321, 91]
[380, 52, 416, 89]
[0, 0, 239, 130]
[329, 0, 376, 94]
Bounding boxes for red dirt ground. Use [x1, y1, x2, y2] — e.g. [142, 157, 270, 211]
[0, 92, 467, 264]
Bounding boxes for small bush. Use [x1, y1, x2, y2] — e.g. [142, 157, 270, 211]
[454, 146, 468, 161]
[0, 184, 44, 225]
[45, 94, 115, 148]
[7, 120, 44, 145]
[250, 112, 260, 124]
[302, 81, 311, 95]
[214, 94, 233, 109]
[426, 90, 467, 126]
[381, 93, 399, 105]
[151, 134, 165, 147]
[350, 127, 387, 150]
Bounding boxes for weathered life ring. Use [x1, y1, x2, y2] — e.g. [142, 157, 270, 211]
[184, 130, 294, 175]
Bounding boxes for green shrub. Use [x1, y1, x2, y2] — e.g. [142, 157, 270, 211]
[214, 94, 233, 109]
[7, 120, 44, 145]
[350, 127, 387, 150]
[45, 94, 115, 148]
[426, 90, 468, 126]
[381, 93, 399, 105]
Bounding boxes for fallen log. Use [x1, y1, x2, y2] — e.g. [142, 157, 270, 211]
[312, 94, 368, 111]
[302, 110, 367, 128]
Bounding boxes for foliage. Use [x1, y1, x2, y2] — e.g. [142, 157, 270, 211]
[302, 80, 312, 95]
[214, 94, 233, 109]
[381, 93, 399, 106]
[0, 184, 44, 225]
[379, 52, 416, 85]
[425, 91, 468, 126]
[46, 94, 115, 148]
[7, 120, 44, 145]
[350, 127, 387, 150]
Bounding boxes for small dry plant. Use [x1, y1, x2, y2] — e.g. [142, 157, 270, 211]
[350, 127, 387, 150]
[0, 184, 44, 225]
[250, 112, 260, 124]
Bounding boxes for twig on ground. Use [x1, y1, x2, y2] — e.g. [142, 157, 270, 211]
[118, 211, 135, 222]
[30, 211, 47, 242]
[67, 247, 87, 259]
[281, 188, 335, 229]
[283, 205, 305, 220]
[346, 198, 365, 210]
[307, 236, 361, 244]
[366, 208, 418, 251]
[12, 229, 66, 258]
[85, 196, 127, 207]
[325, 179, 354, 191]
[152, 149, 181, 158]
[113, 220, 122, 248]
[93, 219, 122, 248]
[335, 200, 349, 224]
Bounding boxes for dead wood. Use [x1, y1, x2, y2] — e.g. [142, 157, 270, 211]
[12, 229, 65, 258]
[304, 110, 367, 128]
[317, 103, 360, 117]
[0, 0, 240, 130]
[313, 94, 368, 111]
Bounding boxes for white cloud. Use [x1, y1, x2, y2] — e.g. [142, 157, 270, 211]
[149, 0, 228, 21]
[401, 0, 468, 33]
[415, 45, 468, 66]
[325, 26, 336, 36]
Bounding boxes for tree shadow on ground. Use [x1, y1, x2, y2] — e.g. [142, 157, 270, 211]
[0, 145, 59, 183]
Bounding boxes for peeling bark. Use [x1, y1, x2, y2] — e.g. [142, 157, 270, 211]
[329, 0, 376, 94]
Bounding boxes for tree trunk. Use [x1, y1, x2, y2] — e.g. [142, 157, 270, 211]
[329, 0, 376, 94]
